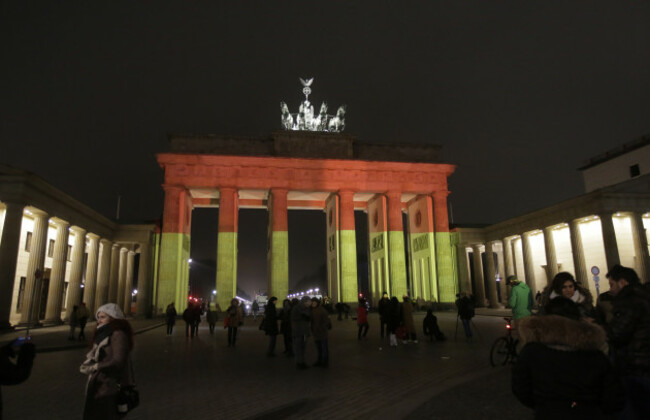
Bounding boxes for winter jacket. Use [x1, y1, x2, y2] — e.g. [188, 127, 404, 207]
[357, 306, 368, 325]
[509, 282, 533, 320]
[378, 297, 390, 320]
[607, 285, 650, 377]
[291, 302, 311, 337]
[402, 299, 416, 334]
[311, 305, 331, 341]
[539, 285, 595, 319]
[226, 305, 243, 327]
[80, 326, 133, 419]
[512, 315, 625, 419]
[263, 301, 279, 335]
[456, 296, 475, 320]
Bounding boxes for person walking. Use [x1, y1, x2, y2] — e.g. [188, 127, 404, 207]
[402, 295, 418, 343]
[357, 298, 369, 339]
[226, 299, 243, 347]
[252, 300, 260, 320]
[68, 305, 79, 341]
[311, 297, 331, 367]
[387, 297, 401, 347]
[605, 264, 650, 419]
[183, 303, 195, 338]
[192, 303, 202, 337]
[263, 297, 279, 356]
[165, 302, 177, 335]
[291, 296, 312, 369]
[455, 292, 475, 341]
[507, 275, 533, 327]
[280, 299, 294, 357]
[378, 292, 390, 339]
[77, 303, 90, 341]
[80, 303, 134, 420]
[512, 297, 625, 418]
[206, 302, 219, 334]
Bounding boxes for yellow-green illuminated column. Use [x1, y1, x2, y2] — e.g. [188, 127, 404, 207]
[19, 209, 48, 325]
[339, 190, 358, 303]
[0, 202, 24, 328]
[268, 188, 288, 300]
[216, 187, 238, 310]
[387, 191, 407, 298]
[367, 195, 389, 304]
[64, 226, 86, 322]
[432, 191, 456, 303]
[43, 219, 69, 324]
[158, 185, 192, 313]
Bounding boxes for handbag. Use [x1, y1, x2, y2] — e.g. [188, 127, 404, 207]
[117, 359, 140, 414]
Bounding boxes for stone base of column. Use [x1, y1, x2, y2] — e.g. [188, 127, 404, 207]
[41, 318, 64, 326]
[0, 322, 15, 331]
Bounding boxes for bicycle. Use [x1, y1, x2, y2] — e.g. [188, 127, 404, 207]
[489, 317, 518, 367]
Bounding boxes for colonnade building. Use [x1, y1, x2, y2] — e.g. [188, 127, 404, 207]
[456, 136, 650, 307]
[0, 165, 157, 328]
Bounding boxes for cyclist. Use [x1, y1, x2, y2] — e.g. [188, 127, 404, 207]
[507, 275, 533, 328]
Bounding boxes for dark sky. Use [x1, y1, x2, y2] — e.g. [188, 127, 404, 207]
[2, 2, 650, 295]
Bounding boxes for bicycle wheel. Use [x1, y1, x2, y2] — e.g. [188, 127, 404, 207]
[490, 337, 510, 367]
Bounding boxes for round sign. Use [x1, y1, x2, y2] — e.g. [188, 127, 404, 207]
[591, 266, 600, 276]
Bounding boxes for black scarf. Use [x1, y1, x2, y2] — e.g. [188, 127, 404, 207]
[94, 324, 113, 345]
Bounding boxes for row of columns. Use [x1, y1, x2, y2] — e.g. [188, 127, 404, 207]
[159, 185, 455, 313]
[461, 211, 650, 307]
[0, 202, 151, 328]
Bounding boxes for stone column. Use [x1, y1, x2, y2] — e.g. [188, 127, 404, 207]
[495, 240, 509, 303]
[108, 244, 120, 303]
[123, 250, 135, 316]
[521, 232, 538, 296]
[432, 190, 455, 303]
[386, 191, 407, 298]
[136, 238, 152, 318]
[631, 212, 650, 283]
[471, 244, 486, 307]
[543, 226, 558, 283]
[94, 239, 112, 312]
[456, 244, 471, 294]
[339, 190, 358, 303]
[267, 188, 289, 301]
[64, 226, 86, 321]
[216, 187, 238, 311]
[511, 238, 520, 278]
[44, 220, 70, 324]
[19, 209, 49, 325]
[599, 213, 620, 270]
[117, 247, 128, 312]
[82, 233, 100, 315]
[0, 202, 24, 328]
[503, 237, 515, 278]
[484, 242, 499, 308]
[569, 220, 588, 287]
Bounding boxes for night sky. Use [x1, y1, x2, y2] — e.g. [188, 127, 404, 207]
[2, 2, 650, 296]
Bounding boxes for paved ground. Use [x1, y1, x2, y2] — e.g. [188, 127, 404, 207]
[1, 310, 532, 419]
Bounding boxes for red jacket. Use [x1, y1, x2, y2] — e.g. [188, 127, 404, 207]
[357, 307, 368, 324]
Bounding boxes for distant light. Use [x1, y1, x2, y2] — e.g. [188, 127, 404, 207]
[315, 288, 319, 292]
[80, 284, 85, 288]
[212, 290, 217, 295]
[188, 258, 193, 263]
[133, 289, 138, 295]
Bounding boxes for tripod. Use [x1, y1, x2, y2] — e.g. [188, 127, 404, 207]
[454, 314, 481, 341]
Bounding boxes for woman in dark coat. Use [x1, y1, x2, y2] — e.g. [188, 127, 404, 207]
[80, 303, 134, 420]
[512, 297, 625, 419]
[387, 297, 401, 347]
[280, 299, 294, 356]
[263, 297, 279, 356]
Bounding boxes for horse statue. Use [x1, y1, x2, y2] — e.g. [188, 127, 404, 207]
[280, 102, 294, 130]
[313, 102, 328, 131]
[327, 105, 346, 132]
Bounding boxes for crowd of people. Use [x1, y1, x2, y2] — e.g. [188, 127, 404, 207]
[509, 265, 650, 419]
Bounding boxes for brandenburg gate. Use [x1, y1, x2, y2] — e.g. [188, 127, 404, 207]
[155, 80, 457, 312]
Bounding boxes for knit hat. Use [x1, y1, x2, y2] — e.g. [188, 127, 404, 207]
[96, 303, 125, 320]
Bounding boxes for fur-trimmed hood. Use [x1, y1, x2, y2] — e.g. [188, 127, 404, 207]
[519, 315, 607, 351]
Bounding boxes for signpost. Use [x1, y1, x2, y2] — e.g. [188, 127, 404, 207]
[591, 266, 600, 296]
